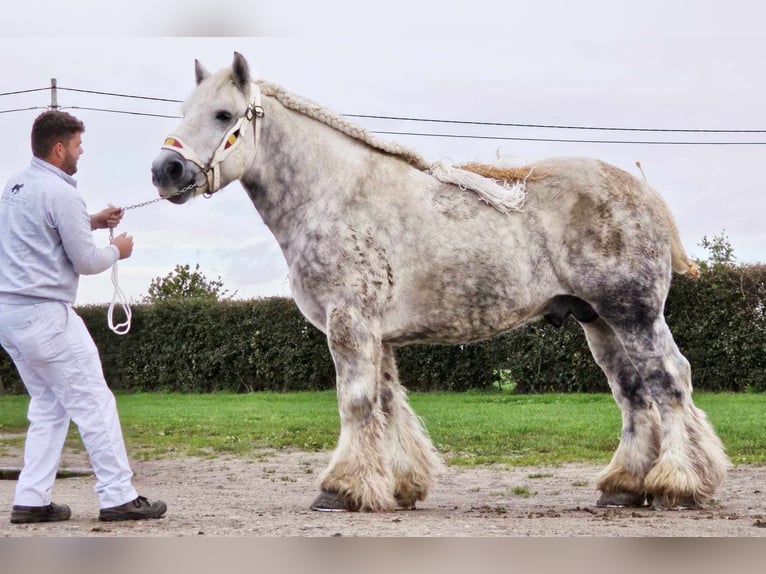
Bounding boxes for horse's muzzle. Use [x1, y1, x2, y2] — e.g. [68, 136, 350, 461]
[151, 150, 199, 201]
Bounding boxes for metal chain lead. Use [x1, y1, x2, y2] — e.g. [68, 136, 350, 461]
[120, 181, 198, 211]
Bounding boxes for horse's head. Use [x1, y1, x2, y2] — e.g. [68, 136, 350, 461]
[151, 52, 263, 204]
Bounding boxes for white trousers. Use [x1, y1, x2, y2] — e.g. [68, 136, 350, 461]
[0, 301, 137, 508]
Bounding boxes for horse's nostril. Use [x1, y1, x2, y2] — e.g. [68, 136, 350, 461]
[164, 159, 184, 182]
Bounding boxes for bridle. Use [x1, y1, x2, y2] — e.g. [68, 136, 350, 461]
[108, 82, 264, 336]
[160, 82, 264, 197]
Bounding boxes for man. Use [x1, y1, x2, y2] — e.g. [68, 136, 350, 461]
[0, 110, 167, 523]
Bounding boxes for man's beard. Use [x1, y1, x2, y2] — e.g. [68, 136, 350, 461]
[62, 154, 78, 176]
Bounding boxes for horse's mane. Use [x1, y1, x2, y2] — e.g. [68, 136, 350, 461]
[257, 80, 430, 171]
[256, 80, 532, 213]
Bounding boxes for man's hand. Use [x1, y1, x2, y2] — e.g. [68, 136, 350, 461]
[90, 206, 124, 230]
[111, 232, 134, 260]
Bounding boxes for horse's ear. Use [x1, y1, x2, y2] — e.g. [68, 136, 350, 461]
[232, 52, 251, 91]
[195, 59, 211, 85]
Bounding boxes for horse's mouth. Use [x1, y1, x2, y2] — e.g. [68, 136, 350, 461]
[165, 190, 192, 205]
[157, 181, 195, 204]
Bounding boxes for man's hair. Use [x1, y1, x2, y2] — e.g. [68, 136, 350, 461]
[31, 110, 85, 159]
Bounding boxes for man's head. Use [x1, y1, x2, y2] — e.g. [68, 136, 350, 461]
[31, 110, 85, 176]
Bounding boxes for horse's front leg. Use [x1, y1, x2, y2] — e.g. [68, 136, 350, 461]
[380, 344, 444, 509]
[310, 306, 396, 512]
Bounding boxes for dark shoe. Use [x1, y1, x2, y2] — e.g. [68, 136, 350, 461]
[99, 495, 167, 522]
[10, 502, 72, 524]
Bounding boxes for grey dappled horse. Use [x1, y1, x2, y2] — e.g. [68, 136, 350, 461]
[151, 52, 728, 512]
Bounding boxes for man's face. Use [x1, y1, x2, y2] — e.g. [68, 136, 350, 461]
[60, 133, 83, 176]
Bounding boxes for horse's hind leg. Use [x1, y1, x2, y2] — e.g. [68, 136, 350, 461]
[601, 308, 729, 508]
[311, 306, 396, 512]
[379, 345, 444, 508]
[580, 318, 661, 507]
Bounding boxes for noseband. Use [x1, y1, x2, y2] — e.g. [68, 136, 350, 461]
[161, 82, 264, 196]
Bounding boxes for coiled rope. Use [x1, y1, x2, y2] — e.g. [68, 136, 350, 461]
[105, 183, 196, 335]
[107, 226, 132, 335]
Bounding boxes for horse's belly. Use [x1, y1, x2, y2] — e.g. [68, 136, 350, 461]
[382, 303, 537, 345]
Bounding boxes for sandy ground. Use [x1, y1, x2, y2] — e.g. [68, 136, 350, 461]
[1, 440, 765, 537]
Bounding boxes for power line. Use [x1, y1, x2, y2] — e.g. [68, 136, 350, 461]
[372, 131, 766, 146]
[58, 86, 183, 104]
[5, 82, 766, 144]
[56, 106, 766, 145]
[0, 87, 49, 98]
[347, 113, 766, 134]
[62, 106, 182, 119]
[12, 82, 766, 135]
[0, 106, 48, 114]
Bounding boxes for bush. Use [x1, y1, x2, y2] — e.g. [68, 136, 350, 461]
[665, 263, 766, 391]
[0, 265, 763, 394]
[93, 298, 336, 393]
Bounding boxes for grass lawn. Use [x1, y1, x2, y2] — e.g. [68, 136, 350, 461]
[0, 391, 764, 466]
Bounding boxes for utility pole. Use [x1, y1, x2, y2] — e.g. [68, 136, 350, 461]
[50, 78, 58, 110]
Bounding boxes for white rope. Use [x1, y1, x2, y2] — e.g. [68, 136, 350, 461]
[107, 227, 132, 335]
[428, 162, 526, 213]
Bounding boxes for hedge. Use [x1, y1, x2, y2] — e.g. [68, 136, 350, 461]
[0, 264, 763, 394]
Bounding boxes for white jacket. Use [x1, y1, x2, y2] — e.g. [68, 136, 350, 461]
[0, 157, 118, 304]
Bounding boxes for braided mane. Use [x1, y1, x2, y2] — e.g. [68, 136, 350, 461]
[256, 80, 530, 213]
[257, 80, 430, 170]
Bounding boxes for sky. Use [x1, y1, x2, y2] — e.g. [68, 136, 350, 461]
[0, 1, 764, 306]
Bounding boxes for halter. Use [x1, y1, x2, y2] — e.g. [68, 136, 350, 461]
[161, 82, 264, 196]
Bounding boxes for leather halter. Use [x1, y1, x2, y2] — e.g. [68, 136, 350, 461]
[161, 82, 264, 196]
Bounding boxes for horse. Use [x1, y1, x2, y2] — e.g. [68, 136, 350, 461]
[151, 52, 729, 512]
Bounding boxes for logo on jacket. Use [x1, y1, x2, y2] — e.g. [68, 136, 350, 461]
[10, 183, 24, 194]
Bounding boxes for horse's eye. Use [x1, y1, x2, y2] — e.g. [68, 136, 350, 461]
[215, 111, 232, 122]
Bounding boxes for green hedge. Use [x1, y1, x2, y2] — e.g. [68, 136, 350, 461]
[487, 263, 766, 393]
[664, 263, 766, 392]
[0, 264, 763, 394]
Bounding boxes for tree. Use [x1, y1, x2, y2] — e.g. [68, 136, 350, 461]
[144, 263, 235, 303]
[698, 231, 736, 269]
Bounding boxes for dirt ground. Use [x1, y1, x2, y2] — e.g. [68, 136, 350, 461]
[1, 440, 765, 537]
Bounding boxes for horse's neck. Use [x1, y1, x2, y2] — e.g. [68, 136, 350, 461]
[242, 97, 397, 242]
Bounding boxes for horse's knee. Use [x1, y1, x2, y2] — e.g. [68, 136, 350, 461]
[340, 395, 375, 427]
[380, 386, 395, 417]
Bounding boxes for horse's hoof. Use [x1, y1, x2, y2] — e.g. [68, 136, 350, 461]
[310, 490, 359, 512]
[596, 491, 647, 508]
[394, 494, 418, 510]
[649, 495, 702, 511]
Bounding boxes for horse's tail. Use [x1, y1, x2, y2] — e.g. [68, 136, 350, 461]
[665, 203, 701, 279]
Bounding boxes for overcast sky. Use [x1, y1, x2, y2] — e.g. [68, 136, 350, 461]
[1, 2, 763, 305]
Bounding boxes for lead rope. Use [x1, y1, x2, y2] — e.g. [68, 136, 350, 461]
[105, 182, 197, 335]
[107, 225, 132, 335]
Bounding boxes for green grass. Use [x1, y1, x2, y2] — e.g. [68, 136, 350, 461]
[510, 486, 534, 497]
[0, 391, 764, 466]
